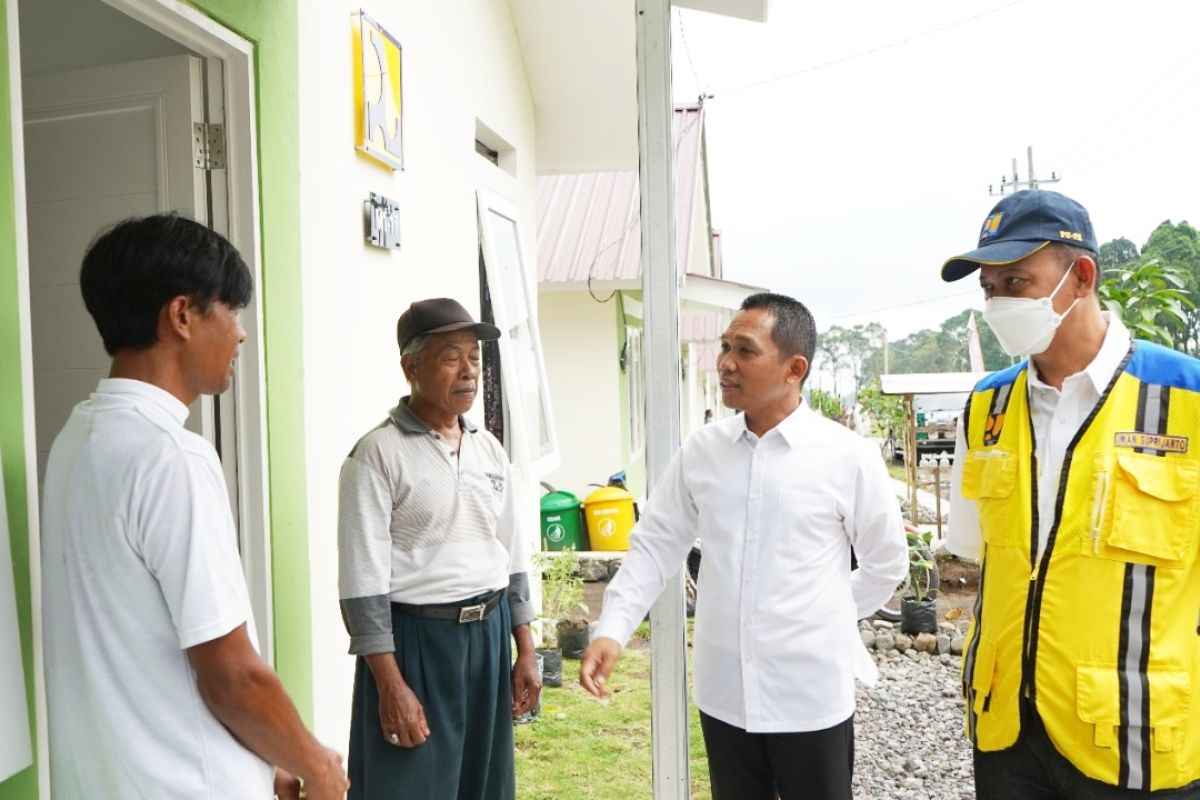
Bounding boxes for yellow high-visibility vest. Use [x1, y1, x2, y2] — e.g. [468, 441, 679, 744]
[960, 341, 1200, 791]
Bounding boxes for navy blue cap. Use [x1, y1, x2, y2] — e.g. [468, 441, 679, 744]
[941, 190, 1097, 282]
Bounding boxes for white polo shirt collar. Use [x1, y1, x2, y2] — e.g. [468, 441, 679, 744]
[94, 378, 189, 426]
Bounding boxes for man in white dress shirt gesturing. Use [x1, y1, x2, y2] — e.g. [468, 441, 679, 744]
[581, 292, 908, 799]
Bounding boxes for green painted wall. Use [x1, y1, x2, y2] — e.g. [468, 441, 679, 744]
[0, 1, 38, 795]
[0, 2, 311, 797]
[181, 0, 313, 721]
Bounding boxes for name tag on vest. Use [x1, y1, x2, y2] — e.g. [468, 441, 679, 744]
[1114, 431, 1189, 453]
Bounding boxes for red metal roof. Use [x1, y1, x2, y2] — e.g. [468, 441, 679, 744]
[536, 104, 707, 284]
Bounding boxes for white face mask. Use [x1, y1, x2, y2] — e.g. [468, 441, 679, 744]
[982, 264, 1080, 357]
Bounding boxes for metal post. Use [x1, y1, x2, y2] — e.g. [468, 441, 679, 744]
[905, 395, 917, 520]
[636, 1, 689, 798]
[933, 464, 943, 540]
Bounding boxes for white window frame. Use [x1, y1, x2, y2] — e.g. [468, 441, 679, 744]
[476, 189, 560, 477]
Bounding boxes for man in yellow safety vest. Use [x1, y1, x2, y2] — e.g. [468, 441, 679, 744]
[944, 189, 1200, 798]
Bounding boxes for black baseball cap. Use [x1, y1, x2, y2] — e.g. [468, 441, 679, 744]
[396, 298, 500, 351]
[941, 190, 1097, 282]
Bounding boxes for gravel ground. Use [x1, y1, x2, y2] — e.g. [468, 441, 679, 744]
[853, 648, 976, 800]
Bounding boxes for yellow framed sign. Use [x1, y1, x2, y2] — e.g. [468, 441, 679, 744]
[353, 11, 404, 170]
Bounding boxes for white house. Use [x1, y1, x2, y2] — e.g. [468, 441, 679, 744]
[536, 104, 766, 501]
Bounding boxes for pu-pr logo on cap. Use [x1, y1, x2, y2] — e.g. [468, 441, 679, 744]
[979, 213, 1004, 241]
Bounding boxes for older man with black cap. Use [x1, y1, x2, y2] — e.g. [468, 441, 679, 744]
[338, 298, 540, 800]
[944, 190, 1200, 798]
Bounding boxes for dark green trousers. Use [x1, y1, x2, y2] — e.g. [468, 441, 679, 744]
[348, 595, 514, 800]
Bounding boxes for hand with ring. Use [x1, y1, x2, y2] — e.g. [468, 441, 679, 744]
[378, 681, 430, 747]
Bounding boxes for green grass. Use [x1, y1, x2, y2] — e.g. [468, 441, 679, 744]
[515, 626, 710, 798]
[886, 460, 907, 482]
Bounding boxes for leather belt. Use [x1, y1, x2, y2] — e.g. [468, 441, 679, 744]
[392, 590, 503, 624]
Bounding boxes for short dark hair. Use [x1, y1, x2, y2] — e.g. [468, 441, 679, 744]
[1051, 242, 1098, 267]
[80, 214, 253, 355]
[740, 292, 817, 364]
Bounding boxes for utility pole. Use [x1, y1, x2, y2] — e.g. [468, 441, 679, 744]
[636, 1, 690, 798]
[989, 145, 1061, 195]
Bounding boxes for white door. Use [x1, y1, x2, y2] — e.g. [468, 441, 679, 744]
[23, 54, 226, 485]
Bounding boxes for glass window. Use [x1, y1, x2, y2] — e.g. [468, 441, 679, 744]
[477, 191, 559, 475]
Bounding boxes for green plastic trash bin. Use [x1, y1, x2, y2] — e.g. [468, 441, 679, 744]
[540, 490, 587, 551]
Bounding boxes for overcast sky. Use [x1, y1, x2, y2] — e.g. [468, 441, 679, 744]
[672, 0, 1200, 340]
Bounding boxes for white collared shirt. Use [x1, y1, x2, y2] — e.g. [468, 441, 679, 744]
[594, 401, 908, 733]
[41, 378, 271, 798]
[947, 315, 1132, 561]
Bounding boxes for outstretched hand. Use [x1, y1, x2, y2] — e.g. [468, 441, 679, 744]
[580, 637, 623, 698]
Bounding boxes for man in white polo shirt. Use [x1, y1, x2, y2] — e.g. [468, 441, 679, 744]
[41, 215, 348, 799]
[338, 298, 541, 800]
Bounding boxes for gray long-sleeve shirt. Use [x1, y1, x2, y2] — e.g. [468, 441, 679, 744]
[338, 398, 534, 655]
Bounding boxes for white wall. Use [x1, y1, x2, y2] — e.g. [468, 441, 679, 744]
[297, 0, 539, 746]
[538, 292, 624, 500]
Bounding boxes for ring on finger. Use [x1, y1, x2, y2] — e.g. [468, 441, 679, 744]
[388, 732, 400, 746]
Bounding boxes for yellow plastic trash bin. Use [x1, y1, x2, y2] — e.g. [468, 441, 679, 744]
[582, 486, 636, 551]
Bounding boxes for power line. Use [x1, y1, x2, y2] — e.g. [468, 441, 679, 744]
[817, 288, 979, 325]
[1060, 79, 1200, 177]
[675, 9, 704, 99]
[717, 1, 1025, 97]
[1048, 43, 1200, 170]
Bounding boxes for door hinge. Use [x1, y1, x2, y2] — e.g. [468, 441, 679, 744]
[193, 122, 225, 170]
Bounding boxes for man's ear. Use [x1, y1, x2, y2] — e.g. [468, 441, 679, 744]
[1073, 254, 1099, 295]
[160, 295, 193, 342]
[789, 355, 810, 385]
[400, 353, 416, 384]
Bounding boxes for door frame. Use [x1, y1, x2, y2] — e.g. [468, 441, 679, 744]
[7, 1, 271, 793]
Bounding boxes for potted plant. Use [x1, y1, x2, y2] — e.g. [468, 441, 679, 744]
[534, 551, 591, 682]
[899, 528, 940, 635]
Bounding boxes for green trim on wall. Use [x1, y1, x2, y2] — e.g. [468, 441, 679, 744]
[183, 0, 313, 724]
[0, 0, 39, 794]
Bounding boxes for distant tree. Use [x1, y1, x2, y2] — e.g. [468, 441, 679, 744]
[941, 309, 1008, 371]
[1099, 236, 1139, 270]
[886, 328, 963, 374]
[857, 382, 904, 439]
[814, 322, 885, 398]
[1138, 221, 1200, 352]
[805, 387, 844, 421]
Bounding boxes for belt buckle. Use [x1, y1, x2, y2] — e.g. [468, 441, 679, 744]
[458, 603, 486, 623]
